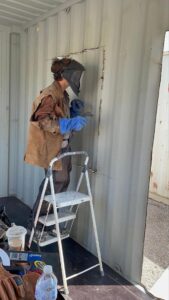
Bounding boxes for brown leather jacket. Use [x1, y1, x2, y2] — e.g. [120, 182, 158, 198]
[24, 81, 69, 170]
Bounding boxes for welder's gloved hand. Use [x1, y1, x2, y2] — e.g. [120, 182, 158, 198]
[70, 99, 85, 117]
[59, 116, 87, 134]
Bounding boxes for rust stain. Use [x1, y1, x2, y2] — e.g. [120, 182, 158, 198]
[98, 98, 103, 136]
[98, 49, 106, 136]
[153, 182, 158, 189]
[101, 48, 106, 90]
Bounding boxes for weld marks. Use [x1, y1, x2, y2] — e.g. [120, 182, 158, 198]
[67, 46, 103, 57]
[98, 49, 106, 136]
[98, 98, 103, 136]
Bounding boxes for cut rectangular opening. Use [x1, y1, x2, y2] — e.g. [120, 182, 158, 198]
[142, 31, 169, 300]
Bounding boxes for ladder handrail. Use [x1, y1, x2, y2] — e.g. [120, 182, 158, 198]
[49, 151, 89, 169]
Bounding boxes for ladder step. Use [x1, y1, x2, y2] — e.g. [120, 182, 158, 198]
[38, 212, 76, 226]
[44, 191, 91, 208]
[33, 232, 69, 247]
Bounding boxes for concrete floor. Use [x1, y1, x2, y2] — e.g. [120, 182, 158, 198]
[142, 198, 169, 290]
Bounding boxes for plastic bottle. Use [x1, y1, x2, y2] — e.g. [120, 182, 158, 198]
[35, 265, 58, 300]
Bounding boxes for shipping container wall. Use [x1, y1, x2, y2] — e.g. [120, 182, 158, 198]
[0, 25, 10, 197]
[149, 32, 169, 204]
[13, 0, 169, 283]
[9, 33, 20, 195]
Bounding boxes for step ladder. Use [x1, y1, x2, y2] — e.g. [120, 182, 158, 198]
[28, 151, 104, 295]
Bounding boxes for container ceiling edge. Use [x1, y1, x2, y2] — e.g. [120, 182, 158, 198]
[23, 0, 85, 30]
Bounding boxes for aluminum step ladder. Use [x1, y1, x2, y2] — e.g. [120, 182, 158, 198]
[28, 151, 104, 295]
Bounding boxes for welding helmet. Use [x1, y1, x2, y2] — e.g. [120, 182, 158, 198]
[51, 58, 85, 95]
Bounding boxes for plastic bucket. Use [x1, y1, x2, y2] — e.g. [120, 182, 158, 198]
[6, 224, 27, 251]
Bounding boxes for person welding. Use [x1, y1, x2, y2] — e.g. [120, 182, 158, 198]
[24, 57, 87, 230]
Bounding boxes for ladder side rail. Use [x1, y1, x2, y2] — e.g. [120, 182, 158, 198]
[49, 171, 69, 295]
[28, 177, 49, 248]
[67, 157, 90, 233]
[64, 167, 85, 230]
[39, 202, 52, 243]
[85, 170, 104, 275]
[76, 171, 84, 192]
[75, 155, 89, 193]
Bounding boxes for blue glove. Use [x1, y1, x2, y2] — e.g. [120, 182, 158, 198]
[59, 116, 87, 134]
[70, 99, 84, 117]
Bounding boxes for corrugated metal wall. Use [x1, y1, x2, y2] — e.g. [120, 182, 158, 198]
[9, 33, 20, 195]
[149, 32, 169, 204]
[0, 25, 10, 196]
[8, 0, 169, 283]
